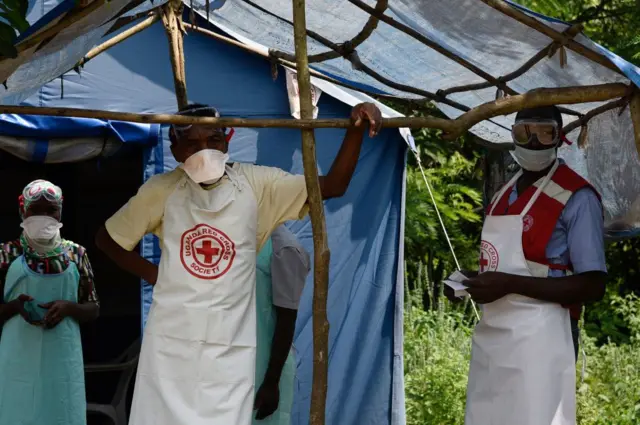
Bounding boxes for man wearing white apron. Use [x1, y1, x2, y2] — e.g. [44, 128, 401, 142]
[95, 102, 382, 425]
[455, 106, 607, 425]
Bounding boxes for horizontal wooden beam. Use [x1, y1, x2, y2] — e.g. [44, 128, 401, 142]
[0, 83, 628, 137]
[0, 105, 447, 129]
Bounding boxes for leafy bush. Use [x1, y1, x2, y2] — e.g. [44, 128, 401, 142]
[404, 306, 471, 425]
[404, 291, 640, 425]
[576, 294, 640, 425]
[0, 0, 29, 59]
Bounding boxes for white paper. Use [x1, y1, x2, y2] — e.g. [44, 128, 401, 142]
[285, 68, 322, 119]
[444, 271, 470, 297]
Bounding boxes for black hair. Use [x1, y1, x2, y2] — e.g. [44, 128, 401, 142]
[177, 103, 221, 118]
[515, 105, 563, 128]
[170, 103, 226, 140]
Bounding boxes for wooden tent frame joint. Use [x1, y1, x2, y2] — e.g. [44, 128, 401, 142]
[162, 0, 189, 110]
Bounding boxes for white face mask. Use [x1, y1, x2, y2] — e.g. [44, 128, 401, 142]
[512, 145, 557, 172]
[181, 149, 229, 184]
[20, 216, 63, 242]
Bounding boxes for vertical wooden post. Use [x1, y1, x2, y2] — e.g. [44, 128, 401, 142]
[630, 90, 640, 159]
[162, 0, 188, 109]
[291, 1, 330, 424]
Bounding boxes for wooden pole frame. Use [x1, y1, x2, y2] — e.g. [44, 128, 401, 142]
[0, 82, 628, 135]
[291, 1, 330, 423]
[77, 13, 160, 68]
[162, 0, 189, 110]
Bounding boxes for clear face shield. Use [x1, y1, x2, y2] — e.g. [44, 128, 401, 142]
[511, 119, 561, 148]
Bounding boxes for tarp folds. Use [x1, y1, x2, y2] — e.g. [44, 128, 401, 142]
[194, 0, 640, 238]
[0, 115, 160, 163]
[0, 114, 160, 145]
[0, 134, 123, 163]
[0, 0, 168, 106]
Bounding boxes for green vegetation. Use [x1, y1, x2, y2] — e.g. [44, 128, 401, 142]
[402, 1, 640, 423]
[0, 0, 29, 59]
[404, 290, 640, 425]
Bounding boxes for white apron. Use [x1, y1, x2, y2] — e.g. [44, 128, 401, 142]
[465, 161, 576, 425]
[129, 165, 258, 425]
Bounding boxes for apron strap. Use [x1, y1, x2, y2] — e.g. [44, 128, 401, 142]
[224, 164, 242, 190]
[489, 169, 523, 216]
[520, 160, 560, 217]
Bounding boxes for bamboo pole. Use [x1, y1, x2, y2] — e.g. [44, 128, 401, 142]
[184, 24, 406, 103]
[445, 82, 629, 139]
[563, 97, 629, 135]
[0, 105, 447, 128]
[77, 14, 160, 67]
[347, 0, 510, 93]
[0, 83, 628, 135]
[12, 0, 107, 54]
[438, 24, 583, 97]
[306, 0, 388, 63]
[162, 0, 189, 110]
[479, 0, 623, 76]
[630, 91, 640, 159]
[291, 0, 329, 424]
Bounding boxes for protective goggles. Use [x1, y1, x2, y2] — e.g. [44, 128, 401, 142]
[171, 107, 234, 142]
[21, 180, 63, 204]
[511, 119, 560, 146]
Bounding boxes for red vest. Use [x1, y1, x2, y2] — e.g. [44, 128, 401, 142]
[487, 164, 601, 320]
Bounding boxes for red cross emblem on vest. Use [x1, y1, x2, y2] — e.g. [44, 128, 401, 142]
[479, 240, 499, 272]
[180, 224, 236, 279]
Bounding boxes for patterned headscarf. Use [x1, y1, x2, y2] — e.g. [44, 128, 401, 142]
[19, 179, 63, 219]
[18, 180, 65, 260]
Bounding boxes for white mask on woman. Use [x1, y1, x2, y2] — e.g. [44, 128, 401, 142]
[512, 145, 557, 172]
[20, 216, 63, 243]
[181, 149, 229, 184]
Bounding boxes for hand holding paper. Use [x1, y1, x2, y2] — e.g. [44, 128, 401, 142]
[444, 271, 470, 297]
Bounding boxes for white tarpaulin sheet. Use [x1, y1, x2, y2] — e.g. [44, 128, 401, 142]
[191, 0, 640, 239]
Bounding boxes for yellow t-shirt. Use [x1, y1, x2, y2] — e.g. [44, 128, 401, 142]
[105, 163, 309, 251]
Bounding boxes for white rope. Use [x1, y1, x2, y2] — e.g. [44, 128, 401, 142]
[413, 152, 480, 321]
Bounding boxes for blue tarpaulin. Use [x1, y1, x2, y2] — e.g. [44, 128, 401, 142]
[3, 15, 408, 425]
[0, 115, 159, 145]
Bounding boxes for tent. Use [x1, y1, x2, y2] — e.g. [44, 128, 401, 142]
[3, 0, 640, 241]
[0, 5, 410, 425]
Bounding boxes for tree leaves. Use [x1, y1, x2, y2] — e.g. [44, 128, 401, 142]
[0, 0, 29, 59]
[519, 0, 640, 65]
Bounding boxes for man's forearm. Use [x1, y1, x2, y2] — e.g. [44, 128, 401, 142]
[263, 306, 297, 385]
[319, 127, 365, 199]
[95, 226, 158, 284]
[508, 271, 606, 304]
[67, 302, 99, 323]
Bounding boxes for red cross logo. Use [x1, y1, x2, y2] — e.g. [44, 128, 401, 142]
[195, 240, 221, 265]
[479, 240, 499, 273]
[479, 252, 489, 272]
[180, 224, 236, 280]
[523, 215, 534, 232]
